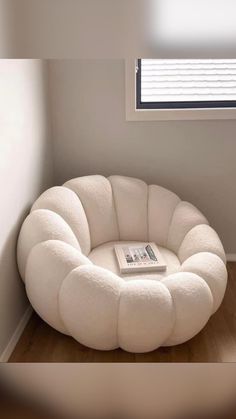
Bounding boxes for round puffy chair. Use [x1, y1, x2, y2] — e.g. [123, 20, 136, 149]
[17, 175, 227, 353]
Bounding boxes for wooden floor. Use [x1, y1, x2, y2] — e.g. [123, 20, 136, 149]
[9, 262, 236, 362]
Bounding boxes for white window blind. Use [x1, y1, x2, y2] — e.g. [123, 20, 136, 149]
[139, 59, 236, 105]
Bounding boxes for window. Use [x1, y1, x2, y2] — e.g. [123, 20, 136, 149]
[136, 59, 236, 110]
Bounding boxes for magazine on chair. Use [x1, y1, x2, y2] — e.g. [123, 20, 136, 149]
[114, 242, 167, 274]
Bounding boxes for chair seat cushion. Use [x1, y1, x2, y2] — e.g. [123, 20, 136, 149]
[89, 241, 180, 281]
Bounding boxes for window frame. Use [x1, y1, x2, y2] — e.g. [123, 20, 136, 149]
[125, 59, 236, 121]
[136, 58, 236, 110]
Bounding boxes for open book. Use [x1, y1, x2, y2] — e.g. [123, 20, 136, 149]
[114, 242, 167, 274]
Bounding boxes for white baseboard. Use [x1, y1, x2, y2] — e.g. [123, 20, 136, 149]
[226, 254, 236, 262]
[0, 305, 33, 362]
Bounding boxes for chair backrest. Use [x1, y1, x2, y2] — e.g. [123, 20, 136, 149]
[17, 174, 209, 279]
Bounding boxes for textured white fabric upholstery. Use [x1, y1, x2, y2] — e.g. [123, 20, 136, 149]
[118, 280, 174, 352]
[17, 175, 227, 353]
[32, 186, 91, 255]
[178, 224, 226, 263]
[17, 209, 80, 280]
[181, 252, 227, 313]
[148, 185, 180, 247]
[89, 241, 180, 282]
[109, 175, 148, 241]
[64, 175, 119, 248]
[167, 201, 208, 253]
[162, 273, 213, 346]
[59, 265, 122, 350]
[25, 240, 92, 334]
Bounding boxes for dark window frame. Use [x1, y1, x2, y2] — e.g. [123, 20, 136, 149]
[136, 58, 236, 110]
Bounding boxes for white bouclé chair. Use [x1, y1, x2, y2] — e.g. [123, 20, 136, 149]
[17, 175, 227, 353]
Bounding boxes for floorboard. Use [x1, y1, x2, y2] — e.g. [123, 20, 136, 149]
[9, 262, 236, 362]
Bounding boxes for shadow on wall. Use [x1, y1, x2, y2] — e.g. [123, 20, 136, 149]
[0, 211, 29, 352]
[0, 155, 53, 357]
[0, 59, 54, 357]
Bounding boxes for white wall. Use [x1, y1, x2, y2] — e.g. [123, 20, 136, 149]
[0, 60, 53, 358]
[49, 59, 236, 253]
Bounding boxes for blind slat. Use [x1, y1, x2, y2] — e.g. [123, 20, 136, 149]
[140, 59, 236, 103]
